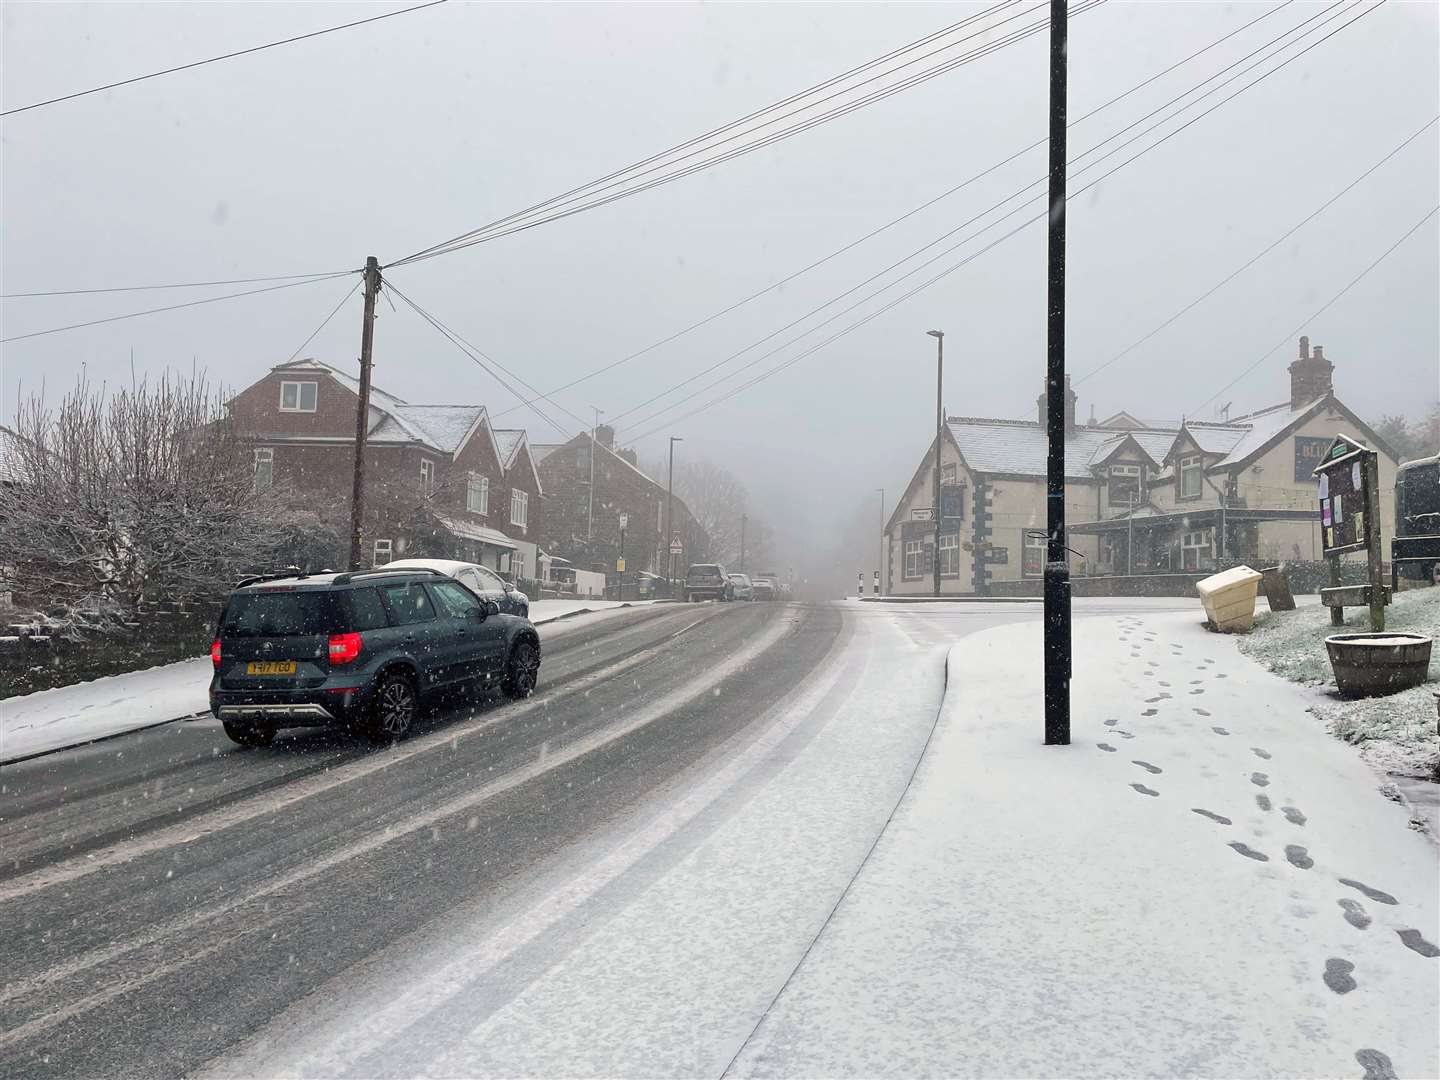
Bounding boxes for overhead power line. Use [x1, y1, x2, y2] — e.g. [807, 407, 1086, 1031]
[1, 270, 356, 299]
[1077, 113, 1439, 385]
[389, 0, 1088, 267]
[487, 0, 1295, 423]
[618, 1, 1385, 443]
[1, 0, 448, 118]
[1191, 203, 1439, 415]
[611, 0, 1364, 435]
[0, 271, 358, 343]
[283, 279, 364, 365]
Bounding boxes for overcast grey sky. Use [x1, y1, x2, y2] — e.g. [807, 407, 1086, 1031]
[3, 1, 1437, 575]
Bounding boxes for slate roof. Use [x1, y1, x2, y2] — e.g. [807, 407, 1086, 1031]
[1214, 399, 1321, 467]
[947, 419, 1183, 481]
[492, 428, 526, 468]
[390, 405, 487, 454]
[529, 443, 563, 464]
[1180, 422, 1249, 457]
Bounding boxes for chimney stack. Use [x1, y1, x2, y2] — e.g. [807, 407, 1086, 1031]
[1287, 336, 1334, 408]
[1036, 375, 1078, 432]
[595, 423, 615, 449]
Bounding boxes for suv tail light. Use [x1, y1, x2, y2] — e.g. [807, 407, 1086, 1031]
[328, 632, 363, 665]
[211, 639, 222, 668]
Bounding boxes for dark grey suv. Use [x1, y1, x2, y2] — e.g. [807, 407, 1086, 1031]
[209, 567, 541, 747]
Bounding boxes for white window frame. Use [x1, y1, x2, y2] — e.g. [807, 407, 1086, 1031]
[511, 488, 529, 529]
[1022, 531, 1047, 578]
[513, 551, 526, 581]
[938, 532, 960, 578]
[278, 380, 317, 413]
[903, 540, 923, 580]
[1179, 455, 1203, 499]
[466, 474, 489, 515]
[941, 463, 957, 484]
[1182, 528, 1211, 571]
[253, 447, 274, 491]
[419, 458, 435, 495]
[373, 539, 393, 566]
[1109, 463, 1142, 506]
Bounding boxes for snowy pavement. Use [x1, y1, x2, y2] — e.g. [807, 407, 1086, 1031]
[0, 599, 671, 764]
[730, 608, 1440, 1080]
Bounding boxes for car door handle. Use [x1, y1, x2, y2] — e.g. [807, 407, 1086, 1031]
[403, 632, 416, 642]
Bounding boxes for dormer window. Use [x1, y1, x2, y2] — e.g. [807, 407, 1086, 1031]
[279, 380, 317, 413]
[1108, 464, 1141, 506]
[1179, 455, 1203, 499]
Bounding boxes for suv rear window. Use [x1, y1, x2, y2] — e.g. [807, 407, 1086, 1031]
[688, 565, 722, 578]
[221, 591, 339, 636]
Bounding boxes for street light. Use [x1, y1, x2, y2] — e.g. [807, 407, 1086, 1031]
[587, 406, 604, 544]
[927, 329, 944, 599]
[876, 487, 886, 595]
[667, 436, 683, 592]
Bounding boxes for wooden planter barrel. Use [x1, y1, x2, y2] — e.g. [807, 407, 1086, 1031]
[1324, 633, 1433, 697]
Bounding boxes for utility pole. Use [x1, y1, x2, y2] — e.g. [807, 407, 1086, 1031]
[667, 435, 683, 590]
[927, 329, 944, 598]
[740, 513, 747, 572]
[348, 255, 382, 571]
[1043, 0, 1071, 746]
[876, 487, 886, 595]
[587, 406, 603, 545]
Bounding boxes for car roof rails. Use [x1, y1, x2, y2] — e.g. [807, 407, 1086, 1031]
[331, 566, 449, 586]
[234, 566, 304, 589]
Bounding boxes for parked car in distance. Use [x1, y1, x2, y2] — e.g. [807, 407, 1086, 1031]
[728, 573, 754, 601]
[751, 578, 775, 601]
[210, 567, 541, 748]
[385, 557, 530, 617]
[685, 563, 733, 602]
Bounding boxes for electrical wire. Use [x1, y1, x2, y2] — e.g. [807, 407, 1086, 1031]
[283, 278, 364, 365]
[619, 2, 1386, 444]
[390, 0, 1023, 266]
[1076, 112, 1439, 385]
[1, 1, 448, 118]
[612, 0, 1364, 436]
[1191, 203, 1438, 416]
[390, 1, 1089, 267]
[486, 0, 1296, 422]
[0, 270, 359, 343]
[1, 269, 359, 299]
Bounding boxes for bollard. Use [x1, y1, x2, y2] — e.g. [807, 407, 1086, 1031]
[857, 571, 864, 598]
[873, 570, 880, 596]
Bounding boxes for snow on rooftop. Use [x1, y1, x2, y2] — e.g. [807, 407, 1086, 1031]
[392, 405, 487, 454]
[947, 418, 1182, 481]
[492, 428, 526, 467]
[1214, 399, 1322, 467]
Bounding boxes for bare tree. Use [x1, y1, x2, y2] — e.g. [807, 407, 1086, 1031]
[0, 373, 301, 618]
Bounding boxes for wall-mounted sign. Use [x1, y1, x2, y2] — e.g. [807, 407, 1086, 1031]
[984, 546, 1008, 564]
[940, 484, 966, 521]
[1294, 436, 1331, 482]
[1313, 433, 1372, 556]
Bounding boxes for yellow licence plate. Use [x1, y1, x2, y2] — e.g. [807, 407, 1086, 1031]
[246, 661, 297, 676]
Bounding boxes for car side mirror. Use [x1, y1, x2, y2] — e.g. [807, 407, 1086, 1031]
[482, 600, 501, 618]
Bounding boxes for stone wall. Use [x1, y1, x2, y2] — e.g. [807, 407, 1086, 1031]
[985, 560, 1378, 599]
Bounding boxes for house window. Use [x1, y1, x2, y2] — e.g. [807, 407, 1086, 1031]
[1023, 531, 1047, 578]
[1180, 455, 1203, 499]
[511, 489, 528, 529]
[942, 463, 957, 484]
[253, 448, 274, 491]
[1182, 529, 1212, 571]
[903, 540, 923, 580]
[939, 533, 960, 577]
[1109, 464, 1141, 506]
[373, 539, 393, 566]
[467, 475, 489, 515]
[513, 551, 526, 581]
[278, 381, 317, 413]
[420, 458, 435, 495]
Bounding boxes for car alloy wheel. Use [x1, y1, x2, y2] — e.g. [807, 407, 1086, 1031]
[373, 674, 417, 739]
[504, 641, 540, 699]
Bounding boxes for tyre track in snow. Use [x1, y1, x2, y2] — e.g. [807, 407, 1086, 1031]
[0, 601, 838, 1080]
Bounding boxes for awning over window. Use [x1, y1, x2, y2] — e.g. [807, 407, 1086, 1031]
[432, 512, 518, 551]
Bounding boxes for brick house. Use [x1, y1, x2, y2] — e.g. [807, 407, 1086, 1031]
[883, 339, 1400, 595]
[229, 359, 544, 580]
[533, 425, 704, 577]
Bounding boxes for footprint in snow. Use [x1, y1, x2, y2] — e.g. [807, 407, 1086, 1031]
[1338, 898, 1371, 929]
[1396, 929, 1440, 958]
[1132, 760, 1162, 774]
[1147, 661, 1160, 668]
[1130, 783, 1159, 797]
[1215, 673, 1228, 679]
[1158, 681, 1171, 688]
[1141, 708, 1158, 717]
[1211, 725, 1229, 735]
[1339, 878, 1398, 905]
[1228, 841, 1269, 862]
[1194, 707, 1211, 717]
[1251, 772, 1270, 787]
[1251, 747, 1272, 760]
[1285, 844, 1313, 869]
[1096, 743, 1117, 753]
[1104, 718, 1119, 727]
[1190, 679, 1204, 685]
[1115, 730, 1135, 739]
[1189, 688, 1206, 696]
[1256, 794, 1272, 812]
[1191, 808, 1231, 825]
[1282, 806, 1307, 826]
[1355, 1049, 1397, 1080]
[1323, 958, 1357, 994]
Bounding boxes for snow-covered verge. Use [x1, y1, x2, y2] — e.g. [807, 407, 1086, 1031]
[731, 611, 1440, 1080]
[1236, 588, 1439, 777]
[0, 600, 671, 764]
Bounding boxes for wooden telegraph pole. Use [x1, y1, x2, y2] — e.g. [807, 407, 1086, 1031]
[1043, 0, 1071, 746]
[348, 256, 382, 571]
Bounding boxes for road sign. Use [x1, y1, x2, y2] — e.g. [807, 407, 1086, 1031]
[670, 536, 684, 555]
[618, 513, 628, 530]
[617, 557, 625, 572]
